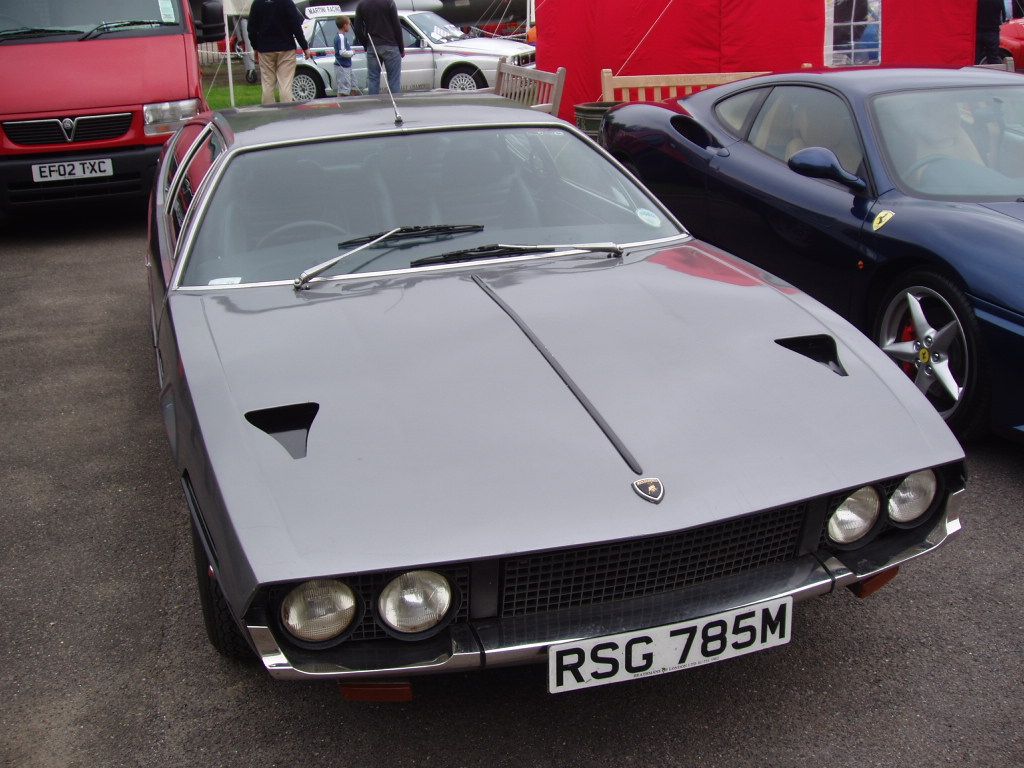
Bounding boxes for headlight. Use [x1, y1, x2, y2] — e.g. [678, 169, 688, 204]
[280, 579, 357, 643]
[827, 486, 881, 545]
[888, 470, 937, 524]
[143, 98, 200, 135]
[378, 570, 452, 634]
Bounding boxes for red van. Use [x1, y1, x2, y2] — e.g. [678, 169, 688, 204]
[0, 0, 217, 219]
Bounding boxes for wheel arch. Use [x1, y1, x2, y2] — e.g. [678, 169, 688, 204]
[863, 250, 968, 330]
[441, 62, 485, 88]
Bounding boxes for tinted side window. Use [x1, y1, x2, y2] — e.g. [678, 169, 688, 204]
[170, 131, 224, 247]
[748, 86, 864, 173]
[714, 88, 766, 137]
[164, 123, 205, 194]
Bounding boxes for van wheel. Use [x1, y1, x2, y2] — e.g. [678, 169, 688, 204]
[444, 65, 486, 90]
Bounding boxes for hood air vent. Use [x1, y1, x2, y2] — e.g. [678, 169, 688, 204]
[245, 403, 320, 459]
[775, 335, 848, 377]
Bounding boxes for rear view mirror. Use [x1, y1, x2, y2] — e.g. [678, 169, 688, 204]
[195, 1, 225, 44]
[788, 146, 867, 193]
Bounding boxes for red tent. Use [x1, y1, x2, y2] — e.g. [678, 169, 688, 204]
[536, 0, 978, 122]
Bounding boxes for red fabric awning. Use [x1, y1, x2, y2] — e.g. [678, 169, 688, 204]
[537, 0, 978, 122]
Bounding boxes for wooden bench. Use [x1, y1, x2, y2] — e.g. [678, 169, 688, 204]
[600, 69, 770, 102]
[489, 60, 567, 115]
[968, 57, 1016, 72]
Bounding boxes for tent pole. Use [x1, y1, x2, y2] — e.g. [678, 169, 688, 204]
[223, 4, 235, 107]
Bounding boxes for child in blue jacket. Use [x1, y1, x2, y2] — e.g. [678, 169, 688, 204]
[334, 16, 356, 96]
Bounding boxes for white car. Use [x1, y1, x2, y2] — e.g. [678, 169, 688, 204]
[293, 5, 535, 99]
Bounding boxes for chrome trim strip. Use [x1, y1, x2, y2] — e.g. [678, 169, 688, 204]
[248, 624, 483, 681]
[169, 120, 688, 291]
[825, 487, 964, 588]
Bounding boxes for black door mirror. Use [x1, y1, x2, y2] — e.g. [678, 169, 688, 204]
[195, 1, 225, 44]
[788, 146, 867, 193]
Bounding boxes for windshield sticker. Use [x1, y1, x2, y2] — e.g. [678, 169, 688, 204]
[872, 210, 895, 231]
[637, 208, 661, 228]
[158, 0, 176, 22]
[209, 277, 242, 286]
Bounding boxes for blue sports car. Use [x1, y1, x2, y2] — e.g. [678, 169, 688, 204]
[601, 68, 1024, 440]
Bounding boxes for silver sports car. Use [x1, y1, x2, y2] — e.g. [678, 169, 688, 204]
[147, 92, 964, 694]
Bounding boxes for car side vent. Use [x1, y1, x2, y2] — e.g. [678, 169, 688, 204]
[775, 335, 848, 376]
[245, 403, 320, 459]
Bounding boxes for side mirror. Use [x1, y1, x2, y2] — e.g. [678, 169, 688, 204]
[195, 1, 225, 44]
[788, 146, 867, 193]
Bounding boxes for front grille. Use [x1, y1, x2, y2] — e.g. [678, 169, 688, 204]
[3, 113, 132, 146]
[499, 504, 807, 617]
[346, 568, 470, 641]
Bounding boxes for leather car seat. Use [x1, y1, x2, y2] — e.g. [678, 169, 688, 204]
[784, 103, 863, 173]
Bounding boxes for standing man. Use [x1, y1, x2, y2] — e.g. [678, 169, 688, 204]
[248, 0, 312, 105]
[354, 0, 404, 96]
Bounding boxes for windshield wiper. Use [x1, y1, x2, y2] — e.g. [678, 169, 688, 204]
[0, 27, 84, 40]
[294, 224, 484, 289]
[336, 223, 483, 249]
[79, 20, 173, 41]
[409, 242, 623, 268]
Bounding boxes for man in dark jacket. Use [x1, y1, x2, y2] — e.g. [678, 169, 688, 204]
[248, 0, 312, 104]
[977, 0, 1004, 64]
[354, 0, 404, 95]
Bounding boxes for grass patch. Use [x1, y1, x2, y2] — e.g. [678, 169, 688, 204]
[205, 84, 264, 110]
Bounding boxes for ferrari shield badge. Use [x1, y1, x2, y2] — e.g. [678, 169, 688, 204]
[872, 210, 895, 231]
[633, 477, 664, 504]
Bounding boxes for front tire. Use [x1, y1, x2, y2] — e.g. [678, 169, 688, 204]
[291, 69, 324, 101]
[872, 270, 988, 439]
[443, 65, 486, 90]
[190, 517, 252, 659]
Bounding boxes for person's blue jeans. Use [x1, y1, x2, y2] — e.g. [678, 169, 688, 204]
[366, 44, 402, 95]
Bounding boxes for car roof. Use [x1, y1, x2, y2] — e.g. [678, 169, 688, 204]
[716, 67, 1024, 100]
[209, 93, 564, 149]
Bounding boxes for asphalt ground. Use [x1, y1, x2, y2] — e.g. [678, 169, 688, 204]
[1, 203, 1022, 768]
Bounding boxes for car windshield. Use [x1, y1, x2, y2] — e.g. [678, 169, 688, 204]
[872, 85, 1024, 200]
[0, 0, 181, 36]
[407, 12, 466, 43]
[181, 126, 684, 287]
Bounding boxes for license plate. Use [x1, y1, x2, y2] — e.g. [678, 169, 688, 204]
[548, 597, 792, 693]
[31, 158, 113, 183]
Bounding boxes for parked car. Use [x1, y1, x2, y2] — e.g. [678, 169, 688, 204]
[291, 4, 535, 99]
[601, 67, 1024, 441]
[148, 92, 964, 692]
[0, 0, 217, 219]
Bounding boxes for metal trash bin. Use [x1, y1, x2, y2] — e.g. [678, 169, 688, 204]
[574, 101, 621, 141]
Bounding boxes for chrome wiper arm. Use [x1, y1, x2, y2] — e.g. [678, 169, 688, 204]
[293, 223, 485, 289]
[409, 242, 623, 268]
[336, 223, 483, 248]
[294, 228, 401, 290]
[79, 20, 172, 41]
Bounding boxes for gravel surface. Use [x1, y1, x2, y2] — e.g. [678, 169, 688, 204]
[1, 204, 1021, 768]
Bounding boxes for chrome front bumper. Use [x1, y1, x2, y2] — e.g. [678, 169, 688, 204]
[249, 489, 963, 681]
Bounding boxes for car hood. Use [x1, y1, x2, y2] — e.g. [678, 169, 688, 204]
[0, 35, 190, 115]
[434, 37, 533, 57]
[978, 201, 1024, 224]
[170, 242, 962, 607]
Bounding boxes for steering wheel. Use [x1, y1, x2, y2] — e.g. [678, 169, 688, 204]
[255, 220, 348, 250]
[904, 154, 950, 183]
